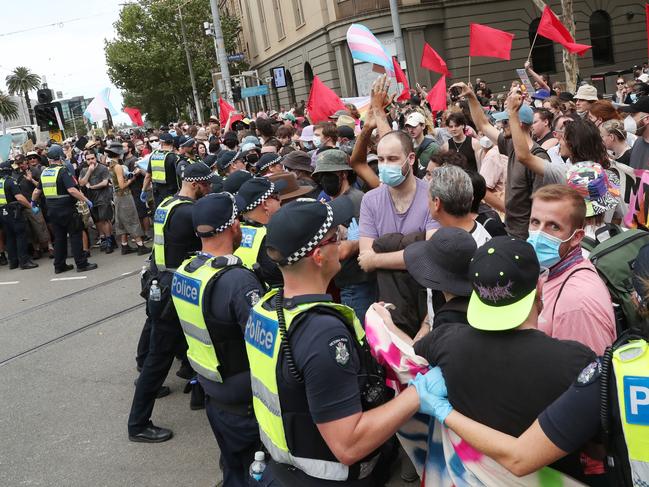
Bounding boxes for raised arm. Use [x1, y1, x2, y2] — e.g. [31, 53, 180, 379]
[371, 74, 394, 138]
[507, 92, 547, 176]
[450, 82, 499, 144]
[524, 61, 550, 92]
[350, 116, 380, 190]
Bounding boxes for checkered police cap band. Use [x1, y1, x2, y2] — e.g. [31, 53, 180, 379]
[196, 192, 239, 237]
[244, 181, 275, 212]
[283, 203, 334, 265]
[224, 151, 242, 169]
[183, 173, 214, 182]
[258, 154, 282, 172]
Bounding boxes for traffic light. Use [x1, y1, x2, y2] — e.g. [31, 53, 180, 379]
[37, 88, 53, 104]
[232, 86, 242, 103]
[34, 102, 64, 131]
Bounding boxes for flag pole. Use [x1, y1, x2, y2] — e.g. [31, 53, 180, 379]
[527, 30, 540, 63]
[468, 56, 472, 85]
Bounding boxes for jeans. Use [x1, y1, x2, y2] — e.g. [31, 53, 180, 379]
[340, 281, 378, 325]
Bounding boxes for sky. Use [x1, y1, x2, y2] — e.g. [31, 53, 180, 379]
[0, 0, 131, 123]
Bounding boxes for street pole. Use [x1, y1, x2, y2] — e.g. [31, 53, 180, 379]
[209, 0, 233, 104]
[388, 0, 406, 68]
[178, 6, 204, 124]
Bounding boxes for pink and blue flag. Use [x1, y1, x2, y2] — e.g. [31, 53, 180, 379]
[346, 24, 395, 77]
[83, 88, 119, 124]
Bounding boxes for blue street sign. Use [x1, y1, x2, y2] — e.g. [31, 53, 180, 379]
[241, 85, 269, 98]
[227, 53, 245, 62]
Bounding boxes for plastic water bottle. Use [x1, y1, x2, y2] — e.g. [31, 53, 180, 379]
[149, 280, 161, 302]
[249, 451, 266, 483]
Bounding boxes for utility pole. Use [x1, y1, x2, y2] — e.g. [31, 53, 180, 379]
[178, 6, 204, 124]
[388, 0, 406, 67]
[209, 0, 233, 104]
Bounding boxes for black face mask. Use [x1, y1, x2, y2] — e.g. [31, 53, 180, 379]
[319, 172, 342, 197]
[246, 153, 259, 164]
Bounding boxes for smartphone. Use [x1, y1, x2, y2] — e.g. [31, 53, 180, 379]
[449, 86, 462, 102]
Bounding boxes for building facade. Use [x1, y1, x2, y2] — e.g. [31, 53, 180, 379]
[234, 0, 647, 110]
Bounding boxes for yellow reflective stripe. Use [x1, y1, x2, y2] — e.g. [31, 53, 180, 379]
[250, 375, 281, 416]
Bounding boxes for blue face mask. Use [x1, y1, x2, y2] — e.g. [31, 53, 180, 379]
[527, 230, 575, 268]
[378, 161, 408, 187]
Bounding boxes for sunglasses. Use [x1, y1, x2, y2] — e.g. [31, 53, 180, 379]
[617, 82, 626, 85]
[149, 138, 159, 142]
[306, 231, 340, 257]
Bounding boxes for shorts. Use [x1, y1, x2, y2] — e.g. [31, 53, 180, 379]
[90, 203, 114, 223]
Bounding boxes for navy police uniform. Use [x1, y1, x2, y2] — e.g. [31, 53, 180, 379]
[0, 163, 33, 269]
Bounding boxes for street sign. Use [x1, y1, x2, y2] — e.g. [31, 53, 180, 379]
[227, 53, 245, 63]
[241, 85, 269, 98]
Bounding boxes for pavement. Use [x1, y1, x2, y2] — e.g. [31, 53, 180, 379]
[0, 247, 416, 486]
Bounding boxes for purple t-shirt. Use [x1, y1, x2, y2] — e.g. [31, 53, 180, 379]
[359, 178, 439, 239]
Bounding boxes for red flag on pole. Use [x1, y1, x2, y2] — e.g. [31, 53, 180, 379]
[218, 97, 242, 126]
[420, 43, 451, 76]
[426, 76, 447, 112]
[306, 76, 346, 124]
[393, 57, 411, 102]
[469, 23, 515, 60]
[123, 107, 144, 127]
[536, 6, 591, 56]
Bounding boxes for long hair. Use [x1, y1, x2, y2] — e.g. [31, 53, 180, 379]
[564, 118, 610, 168]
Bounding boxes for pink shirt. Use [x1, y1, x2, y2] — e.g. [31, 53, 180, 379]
[538, 260, 616, 355]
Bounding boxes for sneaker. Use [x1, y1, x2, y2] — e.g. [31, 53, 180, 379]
[137, 245, 152, 256]
[121, 245, 136, 255]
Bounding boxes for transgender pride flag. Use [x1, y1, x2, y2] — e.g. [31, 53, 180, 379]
[83, 87, 120, 124]
[346, 24, 395, 77]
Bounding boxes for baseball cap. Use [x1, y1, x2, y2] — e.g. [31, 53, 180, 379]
[26, 151, 39, 158]
[237, 177, 287, 212]
[493, 104, 534, 125]
[266, 197, 355, 265]
[405, 112, 426, 127]
[255, 153, 283, 173]
[404, 227, 477, 296]
[181, 161, 218, 183]
[313, 149, 352, 174]
[619, 95, 649, 114]
[337, 126, 355, 140]
[336, 115, 355, 130]
[192, 192, 244, 237]
[47, 144, 65, 160]
[223, 170, 253, 194]
[467, 237, 540, 331]
[329, 109, 349, 120]
[160, 133, 175, 144]
[574, 84, 598, 101]
[299, 125, 315, 142]
[283, 113, 296, 122]
[532, 89, 551, 100]
[566, 162, 620, 217]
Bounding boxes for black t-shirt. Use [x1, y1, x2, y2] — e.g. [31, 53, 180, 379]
[199, 260, 264, 404]
[1, 176, 21, 205]
[159, 197, 201, 269]
[616, 149, 631, 166]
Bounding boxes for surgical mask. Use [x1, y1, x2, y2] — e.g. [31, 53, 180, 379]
[631, 93, 638, 103]
[624, 115, 637, 134]
[527, 229, 576, 268]
[319, 172, 342, 197]
[479, 136, 493, 149]
[378, 161, 408, 187]
[312, 136, 322, 148]
[150, 142, 160, 151]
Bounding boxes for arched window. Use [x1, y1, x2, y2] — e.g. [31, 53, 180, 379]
[590, 10, 614, 66]
[285, 69, 296, 106]
[304, 62, 314, 92]
[529, 18, 556, 74]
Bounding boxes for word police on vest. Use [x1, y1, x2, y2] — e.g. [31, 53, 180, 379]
[626, 377, 649, 422]
[240, 227, 257, 249]
[245, 312, 278, 357]
[171, 274, 201, 305]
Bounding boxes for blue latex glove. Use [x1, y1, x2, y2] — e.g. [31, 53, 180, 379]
[140, 191, 148, 203]
[31, 205, 40, 215]
[409, 367, 453, 423]
[86, 200, 93, 210]
[347, 217, 359, 241]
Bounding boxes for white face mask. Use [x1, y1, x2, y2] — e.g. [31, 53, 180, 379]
[624, 115, 637, 134]
[479, 136, 493, 149]
[312, 136, 322, 148]
[150, 142, 161, 151]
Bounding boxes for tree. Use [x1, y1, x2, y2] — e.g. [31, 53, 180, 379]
[5, 66, 41, 125]
[0, 90, 19, 134]
[105, 0, 245, 125]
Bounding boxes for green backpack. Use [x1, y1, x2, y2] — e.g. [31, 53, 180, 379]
[586, 228, 649, 333]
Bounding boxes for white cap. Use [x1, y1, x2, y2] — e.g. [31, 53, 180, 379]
[254, 451, 265, 462]
[404, 112, 426, 127]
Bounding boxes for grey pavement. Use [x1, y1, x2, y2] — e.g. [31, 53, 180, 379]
[0, 248, 415, 486]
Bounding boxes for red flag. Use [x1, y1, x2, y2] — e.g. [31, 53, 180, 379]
[537, 6, 591, 56]
[469, 23, 514, 60]
[426, 76, 447, 112]
[123, 107, 144, 127]
[218, 97, 243, 126]
[306, 75, 346, 124]
[392, 57, 411, 102]
[420, 43, 451, 76]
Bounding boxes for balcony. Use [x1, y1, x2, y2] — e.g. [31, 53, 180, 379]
[334, 0, 400, 20]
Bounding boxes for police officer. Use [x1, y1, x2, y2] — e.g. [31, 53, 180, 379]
[0, 161, 37, 269]
[176, 136, 199, 180]
[142, 132, 180, 208]
[216, 150, 246, 178]
[31, 145, 97, 274]
[128, 162, 215, 443]
[244, 198, 438, 486]
[172, 192, 265, 487]
[234, 177, 286, 287]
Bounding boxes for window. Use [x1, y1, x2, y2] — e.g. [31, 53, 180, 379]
[272, 0, 285, 40]
[245, 0, 258, 56]
[590, 10, 614, 66]
[257, 0, 270, 48]
[293, 0, 305, 27]
[529, 18, 556, 74]
[304, 62, 314, 91]
[285, 70, 296, 106]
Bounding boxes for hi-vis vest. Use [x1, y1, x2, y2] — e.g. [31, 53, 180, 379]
[611, 338, 649, 485]
[0, 177, 7, 206]
[41, 166, 68, 199]
[149, 150, 169, 184]
[172, 254, 250, 383]
[234, 223, 266, 270]
[153, 196, 192, 271]
[245, 289, 377, 481]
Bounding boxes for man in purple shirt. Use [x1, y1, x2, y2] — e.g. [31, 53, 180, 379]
[358, 130, 438, 272]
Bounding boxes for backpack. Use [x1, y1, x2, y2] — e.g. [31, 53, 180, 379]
[586, 228, 649, 334]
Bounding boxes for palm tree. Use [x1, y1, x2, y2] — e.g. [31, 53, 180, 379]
[5, 66, 41, 125]
[0, 90, 19, 134]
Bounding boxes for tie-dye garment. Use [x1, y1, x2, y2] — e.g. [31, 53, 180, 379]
[364, 307, 587, 487]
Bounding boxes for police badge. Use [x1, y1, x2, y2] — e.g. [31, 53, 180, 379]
[329, 336, 350, 367]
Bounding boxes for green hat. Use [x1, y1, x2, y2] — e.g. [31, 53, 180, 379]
[313, 149, 352, 174]
[467, 237, 540, 331]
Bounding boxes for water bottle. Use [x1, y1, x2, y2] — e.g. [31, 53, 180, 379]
[249, 451, 266, 483]
[149, 280, 161, 302]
